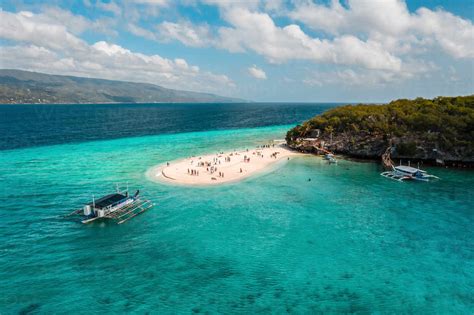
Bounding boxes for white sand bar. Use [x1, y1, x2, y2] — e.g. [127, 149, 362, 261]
[148, 144, 299, 186]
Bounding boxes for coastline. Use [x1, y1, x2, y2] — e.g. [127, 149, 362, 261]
[3, 113, 473, 313]
[292, 146, 474, 169]
[146, 144, 301, 186]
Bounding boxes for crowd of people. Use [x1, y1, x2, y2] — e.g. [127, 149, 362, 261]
[188, 169, 199, 176]
[270, 152, 280, 159]
[165, 143, 285, 180]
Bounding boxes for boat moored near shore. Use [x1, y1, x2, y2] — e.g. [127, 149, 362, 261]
[381, 164, 439, 182]
[324, 153, 337, 164]
[66, 185, 154, 224]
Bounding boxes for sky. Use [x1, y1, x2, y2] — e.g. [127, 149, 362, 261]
[0, 0, 473, 102]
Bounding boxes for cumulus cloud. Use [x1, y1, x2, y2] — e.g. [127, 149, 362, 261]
[1, 0, 472, 94]
[248, 65, 267, 79]
[117, 0, 472, 81]
[217, 8, 401, 70]
[289, 0, 474, 59]
[413, 8, 474, 58]
[136, 0, 471, 87]
[0, 10, 89, 52]
[0, 9, 235, 94]
[289, 0, 411, 36]
[149, 5, 402, 71]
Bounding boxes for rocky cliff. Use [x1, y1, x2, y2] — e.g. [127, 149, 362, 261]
[286, 96, 474, 165]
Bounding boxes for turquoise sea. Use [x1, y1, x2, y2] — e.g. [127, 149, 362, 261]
[0, 104, 473, 314]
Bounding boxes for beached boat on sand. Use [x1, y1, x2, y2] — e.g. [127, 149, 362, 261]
[66, 185, 154, 224]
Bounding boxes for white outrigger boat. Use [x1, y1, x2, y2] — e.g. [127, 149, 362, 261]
[381, 164, 439, 182]
[66, 185, 154, 224]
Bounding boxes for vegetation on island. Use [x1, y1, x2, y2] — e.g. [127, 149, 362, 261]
[0, 69, 242, 104]
[287, 95, 474, 163]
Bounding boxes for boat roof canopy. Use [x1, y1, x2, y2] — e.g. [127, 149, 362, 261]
[395, 165, 426, 173]
[92, 193, 127, 209]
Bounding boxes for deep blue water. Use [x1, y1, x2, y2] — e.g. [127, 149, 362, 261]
[0, 103, 337, 150]
[0, 104, 473, 313]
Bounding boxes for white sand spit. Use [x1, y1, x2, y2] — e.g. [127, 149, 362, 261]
[147, 145, 299, 186]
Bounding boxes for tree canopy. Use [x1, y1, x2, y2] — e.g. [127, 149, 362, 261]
[287, 96, 474, 152]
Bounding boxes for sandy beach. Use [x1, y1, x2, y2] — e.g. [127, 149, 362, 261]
[147, 144, 299, 186]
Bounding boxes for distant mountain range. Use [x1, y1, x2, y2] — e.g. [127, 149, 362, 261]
[0, 69, 243, 104]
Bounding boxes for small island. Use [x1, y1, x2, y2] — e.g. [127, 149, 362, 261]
[147, 145, 298, 186]
[286, 95, 474, 167]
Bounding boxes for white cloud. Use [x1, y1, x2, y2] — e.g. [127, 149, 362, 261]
[136, 4, 401, 72]
[413, 8, 474, 58]
[0, 9, 235, 94]
[304, 69, 401, 87]
[248, 65, 267, 79]
[262, 0, 286, 13]
[1, 1, 471, 96]
[121, 0, 472, 79]
[156, 21, 212, 47]
[304, 60, 436, 87]
[97, 1, 122, 16]
[289, 0, 474, 59]
[288, 0, 347, 35]
[0, 10, 89, 52]
[157, 0, 471, 87]
[216, 8, 401, 70]
[37, 7, 116, 36]
[127, 23, 157, 40]
[132, 0, 169, 6]
[201, 0, 260, 11]
[92, 41, 131, 56]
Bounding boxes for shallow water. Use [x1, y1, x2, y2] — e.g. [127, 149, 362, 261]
[0, 123, 473, 313]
